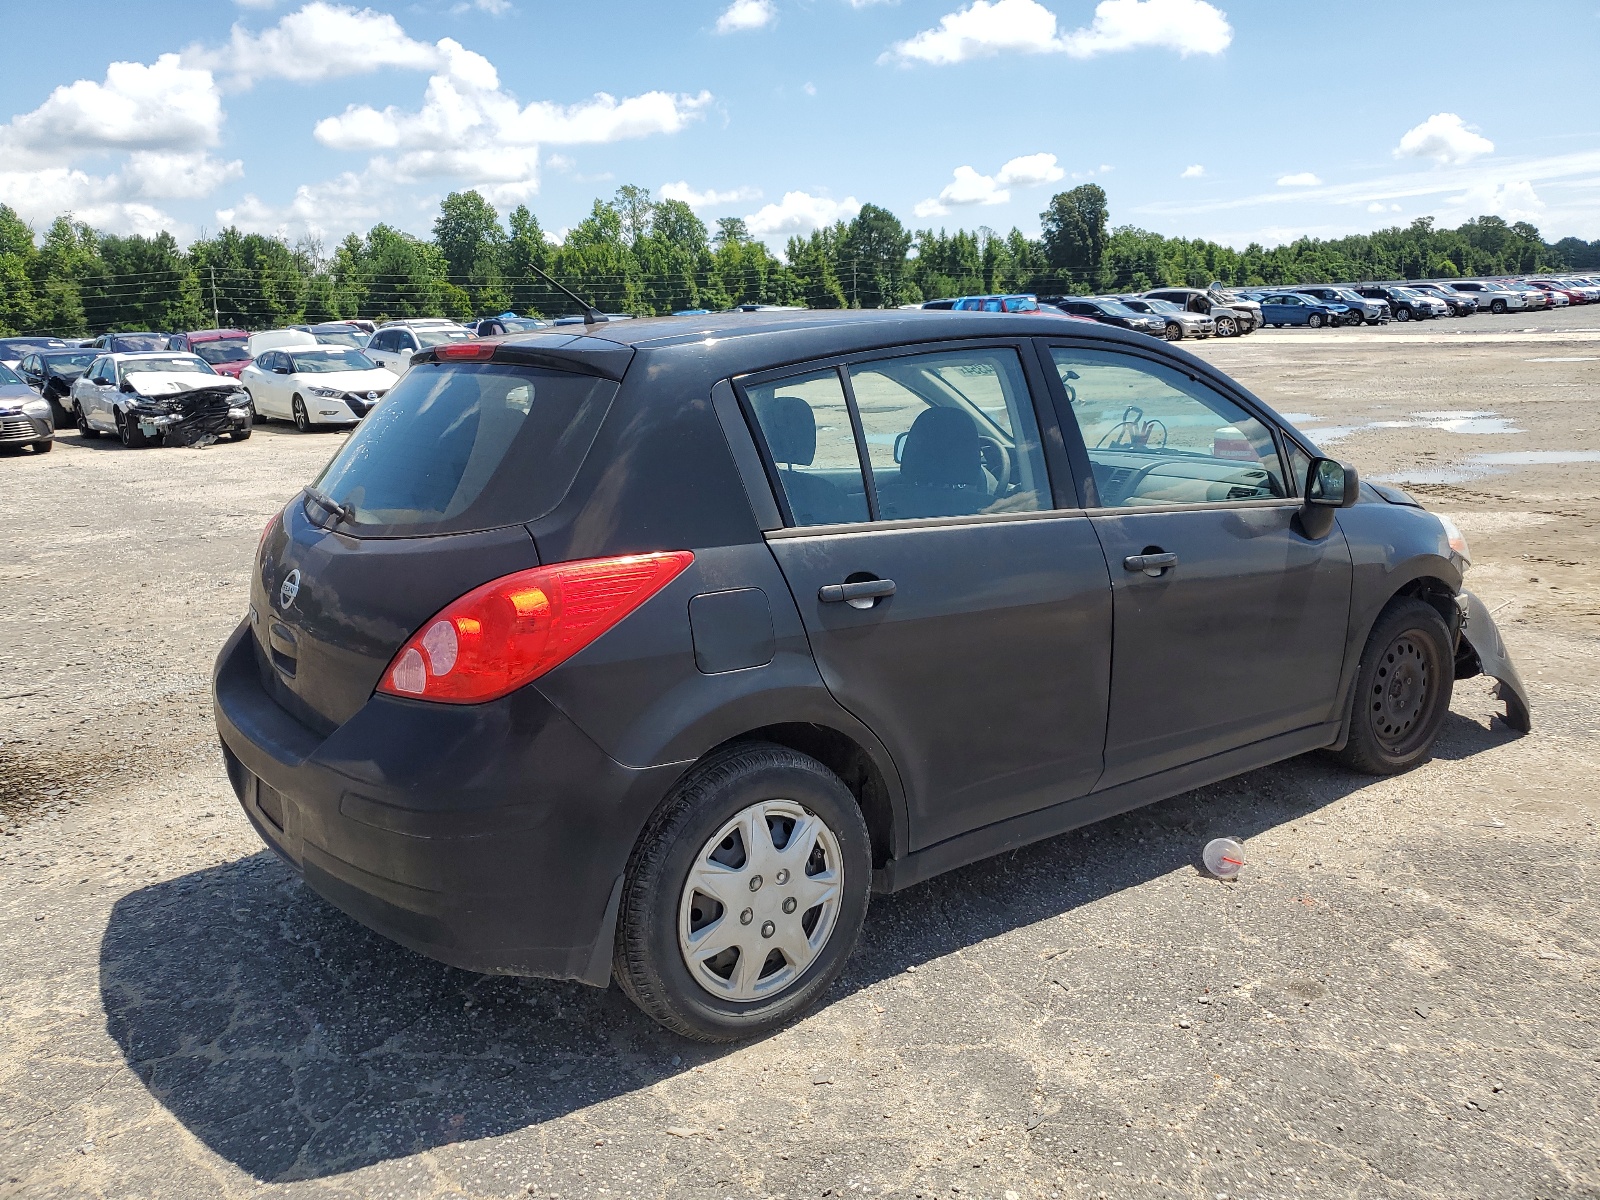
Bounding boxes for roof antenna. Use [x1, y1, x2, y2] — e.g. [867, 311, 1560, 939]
[528, 264, 608, 325]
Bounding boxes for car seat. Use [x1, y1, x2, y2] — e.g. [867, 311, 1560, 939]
[878, 407, 992, 520]
[755, 394, 857, 525]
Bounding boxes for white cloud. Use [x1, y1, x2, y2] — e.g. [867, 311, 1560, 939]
[802, 81, 818, 96]
[1394, 113, 1494, 166]
[217, 172, 390, 242]
[3, 54, 222, 160]
[1181, 163, 1205, 178]
[190, 3, 445, 88]
[716, 0, 777, 32]
[1366, 201, 1402, 214]
[996, 151, 1063, 186]
[1057, 0, 1231, 58]
[660, 181, 761, 208]
[122, 151, 245, 200]
[745, 191, 861, 236]
[1446, 179, 1543, 223]
[886, 0, 1062, 65]
[885, 0, 1230, 65]
[1277, 172, 1322, 187]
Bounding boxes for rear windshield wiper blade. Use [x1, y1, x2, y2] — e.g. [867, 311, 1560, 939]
[303, 486, 355, 527]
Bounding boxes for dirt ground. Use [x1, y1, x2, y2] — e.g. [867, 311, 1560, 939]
[2, 308, 1597, 1200]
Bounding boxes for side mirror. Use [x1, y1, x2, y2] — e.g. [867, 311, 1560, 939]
[273, 366, 290, 375]
[893, 431, 909, 464]
[1306, 457, 1359, 508]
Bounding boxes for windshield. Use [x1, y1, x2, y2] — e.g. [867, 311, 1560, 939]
[44, 352, 96, 373]
[311, 362, 619, 536]
[1096, 300, 1139, 316]
[287, 348, 378, 373]
[1, 338, 67, 354]
[1335, 290, 1365, 303]
[191, 339, 250, 365]
[498, 317, 547, 332]
[111, 333, 167, 352]
[1140, 298, 1181, 313]
[415, 329, 475, 349]
[313, 330, 367, 348]
[121, 356, 216, 377]
[0, 364, 21, 386]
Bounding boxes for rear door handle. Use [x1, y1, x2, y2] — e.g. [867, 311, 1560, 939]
[819, 578, 896, 604]
[1123, 552, 1178, 573]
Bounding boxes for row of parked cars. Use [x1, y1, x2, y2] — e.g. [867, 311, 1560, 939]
[921, 273, 1600, 341]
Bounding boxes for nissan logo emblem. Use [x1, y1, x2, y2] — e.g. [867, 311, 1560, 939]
[279, 569, 301, 609]
[366, 391, 379, 401]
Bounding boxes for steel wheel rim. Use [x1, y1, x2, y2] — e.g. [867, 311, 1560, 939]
[1370, 630, 1439, 754]
[678, 799, 844, 1003]
[1217, 318, 1235, 336]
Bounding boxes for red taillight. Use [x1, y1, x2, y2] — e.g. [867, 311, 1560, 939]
[434, 342, 495, 361]
[377, 551, 695, 704]
[258, 509, 282, 554]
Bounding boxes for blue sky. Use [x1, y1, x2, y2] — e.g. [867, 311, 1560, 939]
[1, 0, 1597, 250]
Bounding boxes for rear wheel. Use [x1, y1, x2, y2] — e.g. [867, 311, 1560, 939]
[292, 395, 311, 433]
[1333, 598, 1454, 775]
[614, 743, 872, 1042]
[75, 403, 100, 440]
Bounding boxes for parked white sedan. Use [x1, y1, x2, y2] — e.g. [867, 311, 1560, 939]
[239, 346, 398, 431]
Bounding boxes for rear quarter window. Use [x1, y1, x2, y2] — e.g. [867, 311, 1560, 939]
[310, 362, 619, 537]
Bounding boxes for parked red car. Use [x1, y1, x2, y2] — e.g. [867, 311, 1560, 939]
[1529, 281, 1587, 305]
[167, 329, 253, 377]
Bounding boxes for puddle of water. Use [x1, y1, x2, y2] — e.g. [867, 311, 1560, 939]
[1380, 450, 1600, 486]
[1306, 410, 1522, 443]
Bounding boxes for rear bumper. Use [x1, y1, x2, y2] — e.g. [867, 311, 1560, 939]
[212, 619, 687, 984]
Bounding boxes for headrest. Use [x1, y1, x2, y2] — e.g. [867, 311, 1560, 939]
[899, 407, 985, 488]
[756, 393, 816, 467]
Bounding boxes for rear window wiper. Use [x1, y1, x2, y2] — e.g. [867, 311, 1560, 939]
[304, 486, 355, 527]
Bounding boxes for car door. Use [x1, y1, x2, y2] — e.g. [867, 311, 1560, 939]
[258, 352, 290, 416]
[87, 359, 118, 428]
[1261, 296, 1288, 325]
[744, 342, 1114, 850]
[1043, 341, 1353, 788]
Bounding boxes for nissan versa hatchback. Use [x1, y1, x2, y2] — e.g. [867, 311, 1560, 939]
[214, 310, 1531, 1041]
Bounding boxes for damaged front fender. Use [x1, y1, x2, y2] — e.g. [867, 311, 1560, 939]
[1455, 590, 1532, 733]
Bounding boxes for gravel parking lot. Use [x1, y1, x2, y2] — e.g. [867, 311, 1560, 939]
[2, 310, 1597, 1200]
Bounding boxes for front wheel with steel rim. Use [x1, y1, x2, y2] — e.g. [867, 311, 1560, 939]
[1214, 315, 1237, 337]
[614, 743, 871, 1041]
[1332, 597, 1454, 775]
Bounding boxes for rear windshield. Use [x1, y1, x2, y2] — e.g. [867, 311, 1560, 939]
[112, 334, 167, 352]
[191, 339, 250, 364]
[309, 362, 619, 537]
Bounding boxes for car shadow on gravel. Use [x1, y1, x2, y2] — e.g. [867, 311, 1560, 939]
[99, 708, 1520, 1182]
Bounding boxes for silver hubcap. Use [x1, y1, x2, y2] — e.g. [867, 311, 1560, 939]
[678, 800, 843, 1002]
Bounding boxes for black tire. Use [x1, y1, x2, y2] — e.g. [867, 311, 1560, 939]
[1163, 322, 1183, 341]
[614, 742, 872, 1042]
[117, 408, 152, 448]
[75, 403, 100, 440]
[48, 397, 72, 428]
[1490, 299, 1506, 314]
[31, 439, 53, 453]
[1214, 316, 1237, 337]
[1333, 598, 1454, 776]
[1395, 307, 1411, 322]
[292, 395, 311, 433]
[230, 411, 254, 441]
[1307, 312, 1324, 328]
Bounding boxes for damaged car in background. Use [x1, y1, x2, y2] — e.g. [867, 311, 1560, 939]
[68, 351, 253, 447]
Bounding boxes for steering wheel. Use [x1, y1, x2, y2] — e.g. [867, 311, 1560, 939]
[977, 435, 1012, 492]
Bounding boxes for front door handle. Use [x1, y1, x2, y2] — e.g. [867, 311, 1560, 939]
[819, 578, 896, 605]
[1123, 551, 1178, 574]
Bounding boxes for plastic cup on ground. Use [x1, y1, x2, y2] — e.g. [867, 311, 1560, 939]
[1203, 837, 1245, 880]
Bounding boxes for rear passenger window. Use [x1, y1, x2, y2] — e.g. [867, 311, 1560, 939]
[847, 348, 1050, 521]
[745, 369, 871, 527]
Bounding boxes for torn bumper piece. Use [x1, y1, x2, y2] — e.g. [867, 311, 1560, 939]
[130, 384, 251, 446]
[1455, 589, 1532, 733]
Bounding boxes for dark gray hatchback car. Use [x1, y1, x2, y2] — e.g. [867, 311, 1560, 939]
[214, 310, 1530, 1040]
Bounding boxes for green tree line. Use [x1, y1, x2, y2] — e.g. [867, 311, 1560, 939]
[1, 183, 1596, 336]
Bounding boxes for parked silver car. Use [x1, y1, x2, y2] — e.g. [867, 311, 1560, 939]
[1142, 286, 1261, 336]
[0, 362, 54, 454]
[1446, 280, 1528, 314]
[1114, 296, 1215, 340]
[69, 352, 252, 447]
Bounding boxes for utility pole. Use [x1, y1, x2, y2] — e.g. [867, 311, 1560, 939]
[209, 266, 220, 328]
